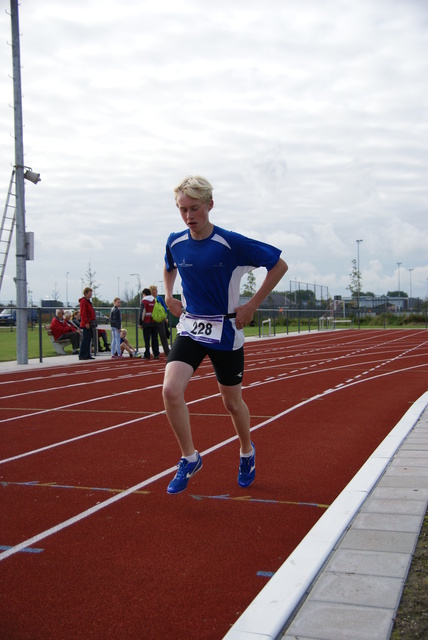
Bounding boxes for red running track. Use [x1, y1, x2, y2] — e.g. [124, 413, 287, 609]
[1, 329, 427, 639]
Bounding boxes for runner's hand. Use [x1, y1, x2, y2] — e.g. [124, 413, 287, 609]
[235, 302, 257, 330]
[166, 297, 184, 318]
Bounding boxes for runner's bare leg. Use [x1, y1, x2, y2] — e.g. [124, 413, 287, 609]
[219, 383, 253, 454]
[162, 360, 196, 457]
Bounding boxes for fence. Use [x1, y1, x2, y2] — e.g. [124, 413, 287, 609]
[253, 307, 428, 337]
[0, 306, 427, 363]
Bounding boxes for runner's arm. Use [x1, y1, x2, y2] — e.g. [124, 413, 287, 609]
[235, 258, 288, 329]
[163, 265, 184, 317]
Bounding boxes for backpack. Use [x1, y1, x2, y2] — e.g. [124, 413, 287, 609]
[152, 300, 167, 323]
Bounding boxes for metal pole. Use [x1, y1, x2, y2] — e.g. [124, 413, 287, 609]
[409, 268, 413, 310]
[10, 0, 28, 364]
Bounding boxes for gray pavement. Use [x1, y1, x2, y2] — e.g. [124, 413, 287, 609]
[1, 355, 427, 640]
[0, 351, 110, 374]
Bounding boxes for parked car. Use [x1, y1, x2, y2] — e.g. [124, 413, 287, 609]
[95, 310, 110, 325]
[0, 307, 38, 326]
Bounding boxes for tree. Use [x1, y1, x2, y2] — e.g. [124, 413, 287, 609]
[51, 281, 61, 302]
[387, 291, 408, 298]
[84, 260, 101, 301]
[346, 259, 362, 298]
[241, 271, 256, 296]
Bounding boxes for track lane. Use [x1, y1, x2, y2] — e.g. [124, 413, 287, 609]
[1, 330, 427, 639]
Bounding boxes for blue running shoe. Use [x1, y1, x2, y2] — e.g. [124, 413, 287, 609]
[167, 453, 203, 494]
[238, 442, 256, 487]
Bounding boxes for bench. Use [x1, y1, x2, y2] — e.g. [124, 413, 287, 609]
[44, 325, 73, 355]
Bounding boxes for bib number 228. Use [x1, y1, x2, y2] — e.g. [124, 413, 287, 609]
[179, 312, 224, 344]
[191, 320, 213, 337]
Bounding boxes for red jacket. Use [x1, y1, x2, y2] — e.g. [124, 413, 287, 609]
[141, 296, 156, 325]
[50, 316, 77, 341]
[79, 296, 96, 328]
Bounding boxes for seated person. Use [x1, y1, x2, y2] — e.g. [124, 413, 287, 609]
[98, 329, 111, 352]
[64, 310, 82, 335]
[71, 310, 81, 329]
[120, 329, 141, 358]
[50, 308, 80, 354]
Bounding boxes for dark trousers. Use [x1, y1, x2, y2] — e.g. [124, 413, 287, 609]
[142, 324, 159, 358]
[58, 331, 80, 350]
[157, 320, 170, 355]
[79, 327, 92, 359]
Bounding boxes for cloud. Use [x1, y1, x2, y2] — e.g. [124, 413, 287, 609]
[1, 0, 427, 303]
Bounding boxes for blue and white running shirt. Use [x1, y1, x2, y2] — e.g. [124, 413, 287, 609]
[164, 225, 282, 350]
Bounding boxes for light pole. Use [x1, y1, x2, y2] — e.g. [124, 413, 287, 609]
[397, 262, 402, 295]
[130, 273, 141, 303]
[10, 0, 41, 364]
[409, 268, 414, 310]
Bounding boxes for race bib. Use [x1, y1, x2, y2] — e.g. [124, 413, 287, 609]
[178, 312, 224, 344]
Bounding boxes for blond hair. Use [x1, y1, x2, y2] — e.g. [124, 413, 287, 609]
[174, 176, 213, 204]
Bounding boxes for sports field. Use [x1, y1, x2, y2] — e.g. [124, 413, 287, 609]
[1, 329, 427, 639]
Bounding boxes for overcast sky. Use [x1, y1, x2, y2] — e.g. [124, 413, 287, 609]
[1, 0, 427, 306]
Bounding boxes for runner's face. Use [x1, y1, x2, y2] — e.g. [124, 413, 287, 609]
[176, 193, 213, 240]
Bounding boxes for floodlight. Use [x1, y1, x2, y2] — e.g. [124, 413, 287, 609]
[24, 170, 41, 184]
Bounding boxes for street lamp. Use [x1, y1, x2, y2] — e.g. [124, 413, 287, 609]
[409, 268, 414, 310]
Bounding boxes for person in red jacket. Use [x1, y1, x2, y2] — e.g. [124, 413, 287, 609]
[50, 309, 80, 354]
[78, 287, 96, 360]
[140, 287, 160, 360]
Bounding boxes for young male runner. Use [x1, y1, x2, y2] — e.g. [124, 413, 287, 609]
[162, 176, 288, 494]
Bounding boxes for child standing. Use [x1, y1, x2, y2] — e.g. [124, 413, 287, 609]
[110, 297, 122, 358]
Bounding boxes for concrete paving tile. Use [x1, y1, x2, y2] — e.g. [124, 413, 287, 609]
[309, 572, 403, 608]
[400, 444, 428, 452]
[397, 448, 428, 457]
[326, 549, 410, 578]
[393, 456, 428, 467]
[340, 529, 416, 553]
[284, 601, 393, 640]
[402, 439, 428, 446]
[362, 497, 427, 516]
[378, 475, 428, 488]
[353, 512, 423, 533]
[387, 464, 428, 476]
[371, 486, 428, 501]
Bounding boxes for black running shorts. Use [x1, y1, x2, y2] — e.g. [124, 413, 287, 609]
[167, 335, 244, 386]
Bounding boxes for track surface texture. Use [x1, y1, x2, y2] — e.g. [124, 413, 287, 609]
[1, 329, 427, 639]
